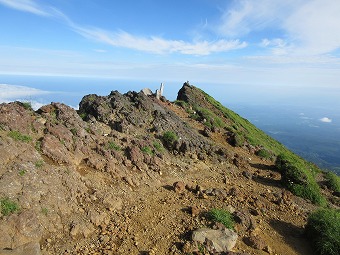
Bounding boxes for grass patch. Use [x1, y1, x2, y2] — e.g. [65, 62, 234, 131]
[256, 148, 273, 159]
[41, 207, 48, 216]
[141, 146, 153, 155]
[198, 88, 289, 155]
[207, 208, 234, 229]
[196, 107, 225, 129]
[19, 169, 26, 176]
[107, 141, 121, 151]
[324, 171, 340, 193]
[34, 140, 42, 152]
[153, 141, 164, 153]
[233, 133, 245, 147]
[35, 160, 44, 168]
[70, 128, 77, 136]
[8, 130, 32, 143]
[276, 153, 326, 206]
[162, 131, 178, 150]
[174, 100, 190, 109]
[0, 198, 19, 216]
[20, 101, 33, 111]
[306, 208, 340, 255]
[79, 112, 88, 120]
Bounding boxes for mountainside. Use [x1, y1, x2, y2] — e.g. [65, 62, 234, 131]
[0, 82, 339, 255]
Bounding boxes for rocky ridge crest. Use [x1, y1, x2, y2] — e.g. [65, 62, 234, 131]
[0, 83, 338, 255]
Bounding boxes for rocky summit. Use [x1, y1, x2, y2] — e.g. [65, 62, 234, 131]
[0, 82, 339, 255]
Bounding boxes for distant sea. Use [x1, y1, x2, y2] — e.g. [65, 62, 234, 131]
[1, 74, 339, 175]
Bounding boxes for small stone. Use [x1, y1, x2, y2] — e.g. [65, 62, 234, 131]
[264, 245, 273, 254]
[185, 182, 196, 192]
[245, 233, 266, 250]
[229, 187, 239, 196]
[242, 171, 252, 180]
[205, 188, 214, 195]
[191, 206, 200, 216]
[173, 181, 185, 193]
[100, 235, 110, 244]
[224, 175, 229, 184]
[200, 193, 208, 199]
[226, 205, 236, 214]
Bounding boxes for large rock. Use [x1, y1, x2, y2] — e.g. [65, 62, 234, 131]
[192, 227, 238, 252]
[0, 102, 35, 134]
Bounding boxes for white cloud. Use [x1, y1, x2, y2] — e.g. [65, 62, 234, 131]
[261, 38, 290, 55]
[0, 0, 49, 16]
[319, 117, 332, 123]
[218, 0, 294, 37]
[0, 0, 246, 56]
[0, 84, 50, 100]
[218, 0, 340, 56]
[284, 0, 340, 55]
[74, 27, 247, 55]
[300, 116, 313, 120]
[0, 84, 51, 110]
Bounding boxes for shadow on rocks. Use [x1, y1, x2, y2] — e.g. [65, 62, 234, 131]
[269, 219, 316, 255]
[269, 219, 304, 238]
[253, 175, 282, 188]
[162, 185, 174, 191]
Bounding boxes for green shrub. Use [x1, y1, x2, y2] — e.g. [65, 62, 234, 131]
[153, 141, 164, 152]
[79, 112, 87, 120]
[0, 198, 19, 216]
[256, 148, 272, 159]
[306, 208, 340, 255]
[20, 101, 33, 111]
[162, 131, 178, 149]
[193, 107, 225, 129]
[19, 169, 26, 176]
[174, 100, 189, 108]
[324, 171, 340, 193]
[107, 141, 121, 151]
[233, 133, 245, 147]
[276, 153, 326, 206]
[207, 208, 234, 229]
[35, 160, 44, 168]
[8, 130, 32, 143]
[70, 128, 77, 136]
[141, 146, 153, 155]
[41, 207, 48, 216]
[35, 140, 42, 152]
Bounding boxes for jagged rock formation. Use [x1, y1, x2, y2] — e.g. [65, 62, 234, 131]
[0, 83, 338, 255]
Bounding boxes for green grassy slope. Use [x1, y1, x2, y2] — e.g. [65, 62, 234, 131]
[178, 84, 327, 206]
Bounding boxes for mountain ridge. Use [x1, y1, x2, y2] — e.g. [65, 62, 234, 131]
[0, 82, 339, 254]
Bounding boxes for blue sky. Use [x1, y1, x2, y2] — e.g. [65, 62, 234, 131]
[1, 0, 340, 115]
[0, 0, 339, 84]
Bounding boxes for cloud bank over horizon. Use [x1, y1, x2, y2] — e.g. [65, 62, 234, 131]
[0, 83, 51, 110]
